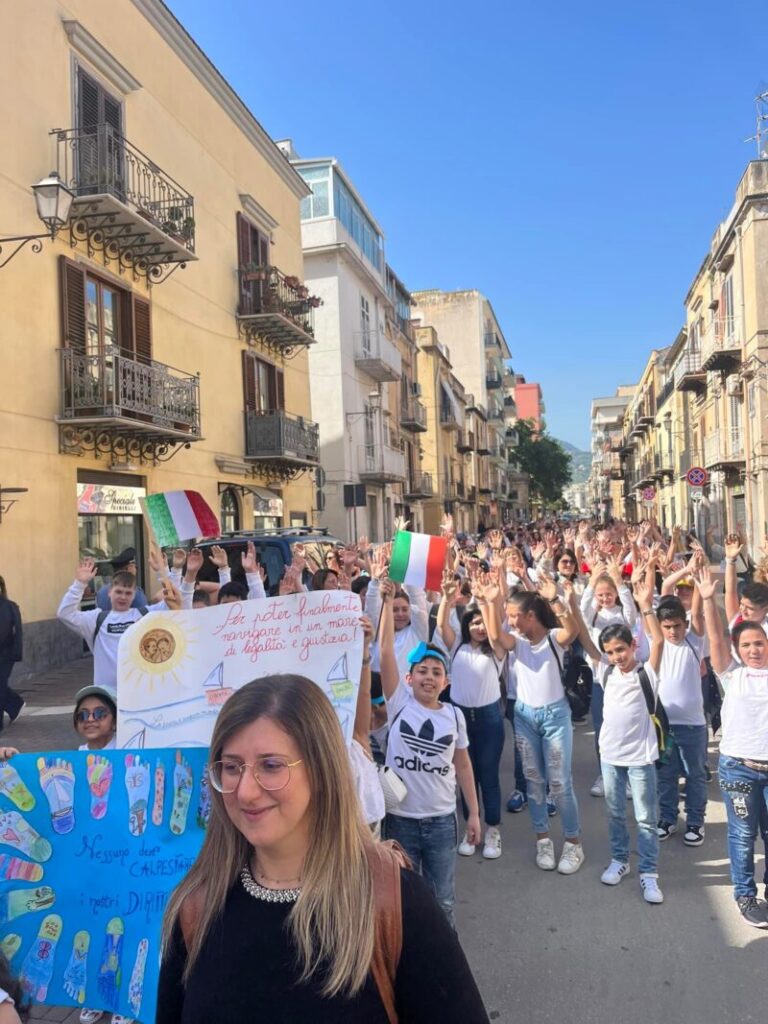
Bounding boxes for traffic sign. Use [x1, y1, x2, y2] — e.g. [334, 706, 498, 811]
[686, 466, 708, 488]
[690, 489, 704, 503]
[641, 487, 656, 502]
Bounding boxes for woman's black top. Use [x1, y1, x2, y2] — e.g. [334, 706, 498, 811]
[0, 599, 22, 661]
[156, 867, 489, 1023]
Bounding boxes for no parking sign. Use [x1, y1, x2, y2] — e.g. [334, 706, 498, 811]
[686, 466, 708, 487]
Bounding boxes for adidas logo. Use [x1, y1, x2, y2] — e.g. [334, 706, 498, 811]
[399, 718, 453, 759]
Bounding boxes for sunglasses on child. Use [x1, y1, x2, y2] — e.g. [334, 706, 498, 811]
[76, 707, 112, 722]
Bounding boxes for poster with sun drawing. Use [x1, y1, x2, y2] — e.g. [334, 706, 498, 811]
[0, 749, 208, 1022]
[116, 590, 364, 748]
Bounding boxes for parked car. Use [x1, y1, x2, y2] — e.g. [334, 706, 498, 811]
[195, 527, 343, 595]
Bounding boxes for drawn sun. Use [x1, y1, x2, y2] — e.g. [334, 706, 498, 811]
[120, 613, 198, 692]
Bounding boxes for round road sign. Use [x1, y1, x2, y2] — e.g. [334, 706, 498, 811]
[642, 487, 656, 502]
[686, 466, 707, 488]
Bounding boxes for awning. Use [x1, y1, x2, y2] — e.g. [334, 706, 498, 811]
[250, 485, 283, 515]
[441, 382, 464, 425]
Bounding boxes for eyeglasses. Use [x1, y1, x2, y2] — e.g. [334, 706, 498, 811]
[208, 756, 303, 794]
[76, 708, 111, 722]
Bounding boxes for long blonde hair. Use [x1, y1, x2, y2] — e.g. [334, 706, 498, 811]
[162, 675, 376, 998]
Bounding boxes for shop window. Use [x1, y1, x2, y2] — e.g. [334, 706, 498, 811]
[220, 488, 240, 533]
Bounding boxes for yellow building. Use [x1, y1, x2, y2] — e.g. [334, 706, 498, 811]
[0, 0, 319, 672]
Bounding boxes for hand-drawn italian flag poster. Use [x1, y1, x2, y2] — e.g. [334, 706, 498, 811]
[116, 590, 364, 748]
[0, 748, 208, 1022]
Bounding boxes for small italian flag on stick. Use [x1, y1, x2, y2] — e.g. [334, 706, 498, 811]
[388, 531, 448, 591]
[140, 490, 220, 548]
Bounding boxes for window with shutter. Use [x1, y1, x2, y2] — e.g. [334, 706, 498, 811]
[59, 257, 87, 354]
[236, 213, 270, 315]
[76, 67, 123, 196]
[276, 370, 285, 411]
[242, 351, 257, 413]
[132, 297, 152, 365]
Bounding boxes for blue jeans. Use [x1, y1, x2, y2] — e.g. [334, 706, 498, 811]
[591, 682, 604, 770]
[515, 697, 580, 837]
[719, 755, 768, 899]
[384, 812, 458, 926]
[456, 701, 504, 825]
[505, 700, 527, 794]
[601, 761, 659, 874]
[657, 724, 708, 827]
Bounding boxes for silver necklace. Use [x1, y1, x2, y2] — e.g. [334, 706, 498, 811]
[240, 864, 301, 904]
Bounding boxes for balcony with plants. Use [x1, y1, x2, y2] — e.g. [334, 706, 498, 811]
[237, 265, 321, 352]
[245, 410, 319, 471]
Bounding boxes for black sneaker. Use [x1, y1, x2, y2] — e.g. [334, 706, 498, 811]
[657, 821, 677, 840]
[705, 764, 713, 783]
[736, 896, 768, 928]
[683, 825, 705, 846]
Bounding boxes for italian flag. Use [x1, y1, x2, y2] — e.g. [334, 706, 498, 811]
[140, 491, 220, 547]
[389, 531, 448, 591]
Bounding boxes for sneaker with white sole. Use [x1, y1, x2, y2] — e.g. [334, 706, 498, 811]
[482, 826, 502, 859]
[536, 837, 556, 870]
[656, 820, 677, 840]
[736, 895, 768, 928]
[640, 873, 664, 904]
[79, 1012, 105, 1024]
[683, 824, 705, 846]
[590, 775, 604, 797]
[457, 833, 476, 856]
[601, 859, 630, 886]
[506, 789, 527, 813]
[112, 1017, 136, 1024]
[557, 841, 585, 875]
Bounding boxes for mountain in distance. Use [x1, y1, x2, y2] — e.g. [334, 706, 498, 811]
[557, 440, 591, 484]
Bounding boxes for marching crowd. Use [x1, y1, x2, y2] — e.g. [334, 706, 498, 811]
[1, 513, 768, 1021]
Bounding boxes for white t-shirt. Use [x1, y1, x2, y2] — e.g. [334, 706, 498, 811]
[385, 681, 468, 818]
[449, 644, 504, 707]
[510, 631, 566, 708]
[727, 613, 768, 661]
[658, 632, 706, 726]
[599, 662, 660, 766]
[717, 662, 768, 760]
[349, 739, 385, 826]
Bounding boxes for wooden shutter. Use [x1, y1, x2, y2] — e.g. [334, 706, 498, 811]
[77, 68, 101, 128]
[133, 296, 152, 365]
[59, 256, 87, 354]
[276, 369, 285, 411]
[236, 213, 252, 266]
[242, 351, 257, 412]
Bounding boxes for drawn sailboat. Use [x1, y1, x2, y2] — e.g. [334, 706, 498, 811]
[203, 661, 233, 706]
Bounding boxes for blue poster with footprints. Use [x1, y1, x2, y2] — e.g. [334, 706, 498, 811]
[0, 749, 208, 1022]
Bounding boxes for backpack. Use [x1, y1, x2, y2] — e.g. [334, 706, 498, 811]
[178, 841, 408, 1024]
[546, 636, 593, 718]
[92, 606, 147, 645]
[604, 663, 674, 767]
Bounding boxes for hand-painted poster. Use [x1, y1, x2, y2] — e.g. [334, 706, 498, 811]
[0, 749, 208, 1022]
[116, 590, 364, 748]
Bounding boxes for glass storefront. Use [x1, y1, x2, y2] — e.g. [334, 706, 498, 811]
[77, 481, 146, 605]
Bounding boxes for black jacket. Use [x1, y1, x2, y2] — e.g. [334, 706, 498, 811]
[0, 598, 22, 662]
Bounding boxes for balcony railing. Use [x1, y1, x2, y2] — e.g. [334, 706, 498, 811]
[674, 350, 706, 392]
[245, 410, 319, 465]
[487, 402, 504, 422]
[703, 428, 745, 471]
[358, 444, 406, 482]
[400, 398, 427, 432]
[678, 448, 702, 478]
[54, 124, 196, 277]
[503, 395, 517, 418]
[701, 315, 742, 371]
[237, 265, 319, 350]
[601, 453, 623, 479]
[440, 405, 460, 430]
[484, 331, 501, 350]
[653, 450, 674, 477]
[354, 329, 402, 382]
[59, 346, 200, 437]
[485, 368, 503, 389]
[456, 429, 474, 453]
[404, 472, 434, 499]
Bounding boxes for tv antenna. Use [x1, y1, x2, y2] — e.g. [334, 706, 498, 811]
[745, 89, 768, 158]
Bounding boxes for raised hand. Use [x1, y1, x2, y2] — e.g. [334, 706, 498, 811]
[161, 578, 182, 610]
[241, 541, 259, 574]
[725, 533, 742, 560]
[440, 570, 457, 602]
[291, 544, 307, 574]
[371, 547, 388, 580]
[536, 573, 558, 602]
[148, 542, 166, 576]
[379, 578, 396, 602]
[393, 515, 411, 535]
[341, 544, 358, 569]
[693, 565, 719, 600]
[360, 614, 374, 648]
[633, 571, 653, 610]
[530, 540, 546, 562]
[185, 548, 204, 576]
[208, 545, 228, 570]
[76, 557, 97, 584]
[171, 548, 187, 570]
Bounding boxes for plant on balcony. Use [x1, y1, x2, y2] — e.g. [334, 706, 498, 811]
[284, 275, 302, 290]
[241, 262, 269, 282]
[307, 295, 323, 309]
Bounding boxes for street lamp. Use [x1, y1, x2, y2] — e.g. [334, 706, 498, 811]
[0, 172, 75, 270]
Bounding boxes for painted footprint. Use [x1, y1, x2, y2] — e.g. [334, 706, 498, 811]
[87, 754, 113, 820]
[37, 756, 76, 834]
[0, 760, 35, 811]
[125, 755, 150, 837]
[19, 912, 63, 1001]
[0, 934, 22, 962]
[0, 810, 52, 862]
[196, 768, 211, 829]
[63, 929, 90, 1005]
[97, 916, 124, 1010]
[128, 937, 149, 1017]
[0, 852, 44, 882]
[170, 751, 193, 836]
[0, 886, 55, 925]
[152, 760, 165, 827]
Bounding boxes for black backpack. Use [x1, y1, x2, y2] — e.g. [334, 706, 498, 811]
[604, 663, 674, 767]
[546, 636, 593, 719]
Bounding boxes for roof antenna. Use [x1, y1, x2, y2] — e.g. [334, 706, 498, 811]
[744, 88, 768, 159]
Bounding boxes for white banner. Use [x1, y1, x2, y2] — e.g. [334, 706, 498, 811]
[116, 591, 363, 748]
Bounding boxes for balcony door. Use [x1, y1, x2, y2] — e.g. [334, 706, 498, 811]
[76, 66, 123, 198]
[236, 214, 270, 316]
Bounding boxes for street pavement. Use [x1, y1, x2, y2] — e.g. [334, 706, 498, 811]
[4, 658, 768, 1024]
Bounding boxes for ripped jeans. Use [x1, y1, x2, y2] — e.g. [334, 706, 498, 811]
[719, 755, 768, 899]
[514, 697, 581, 838]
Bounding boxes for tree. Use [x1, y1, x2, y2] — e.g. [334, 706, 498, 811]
[511, 420, 572, 506]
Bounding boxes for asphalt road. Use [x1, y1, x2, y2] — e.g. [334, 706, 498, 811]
[6, 658, 768, 1024]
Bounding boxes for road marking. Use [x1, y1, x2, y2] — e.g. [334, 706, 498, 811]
[22, 706, 73, 717]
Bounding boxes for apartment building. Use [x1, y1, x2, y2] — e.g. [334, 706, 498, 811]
[0, 0, 319, 672]
[513, 375, 545, 430]
[587, 389, 633, 518]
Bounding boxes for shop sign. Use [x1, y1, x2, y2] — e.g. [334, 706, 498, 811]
[77, 483, 146, 515]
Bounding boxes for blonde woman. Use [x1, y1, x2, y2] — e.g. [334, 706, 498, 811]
[157, 675, 488, 1023]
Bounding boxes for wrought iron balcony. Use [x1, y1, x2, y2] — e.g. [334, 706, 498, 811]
[404, 472, 434, 500]
[601, 453, 623, 479]
[486, 368, 503, 389]
[703, 428, 745, 472]
[354, 329, 402, 382]
[400, 398, 428, 432]
[245, 410, 319, 471]
[358, 444, 406, 482]
[237, 265, 319, 353]
[487, 401, 504, 422]
[53, 125, 196, 282]
[58, 346, 201, 459]
[503, 395, 517, 418]
[673, 350, 706, 393]
[456, 430, 474, 453]
[701, 316, 742, 372]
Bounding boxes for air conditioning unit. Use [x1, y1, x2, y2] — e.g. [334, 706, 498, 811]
[726, 376, 743, 397]
[411, 382, 422, 397]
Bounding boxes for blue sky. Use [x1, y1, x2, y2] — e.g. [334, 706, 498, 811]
[168, 0, 767, 449]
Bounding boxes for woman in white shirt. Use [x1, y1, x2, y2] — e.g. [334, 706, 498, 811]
[364, 576, 429, 686]
[437, 575, 505, 861]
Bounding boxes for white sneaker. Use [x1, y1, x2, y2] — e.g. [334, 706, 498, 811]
[640, 873, 664, 904]
[601, 859, 630, 886]
[590, 775, 605, 797]
[79, 1013, 104, 1024]
[557, 841, 585, 875]
[457, 833, 476, 856]
[536, 837, 556, 870]
[482, 826, 502, 859]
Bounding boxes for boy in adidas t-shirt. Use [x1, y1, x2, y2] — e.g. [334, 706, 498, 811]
[580, 571, 665, 904]
[378, 578, 480, 927]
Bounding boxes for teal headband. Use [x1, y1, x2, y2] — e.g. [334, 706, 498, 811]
[407, 641, 449, 668]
